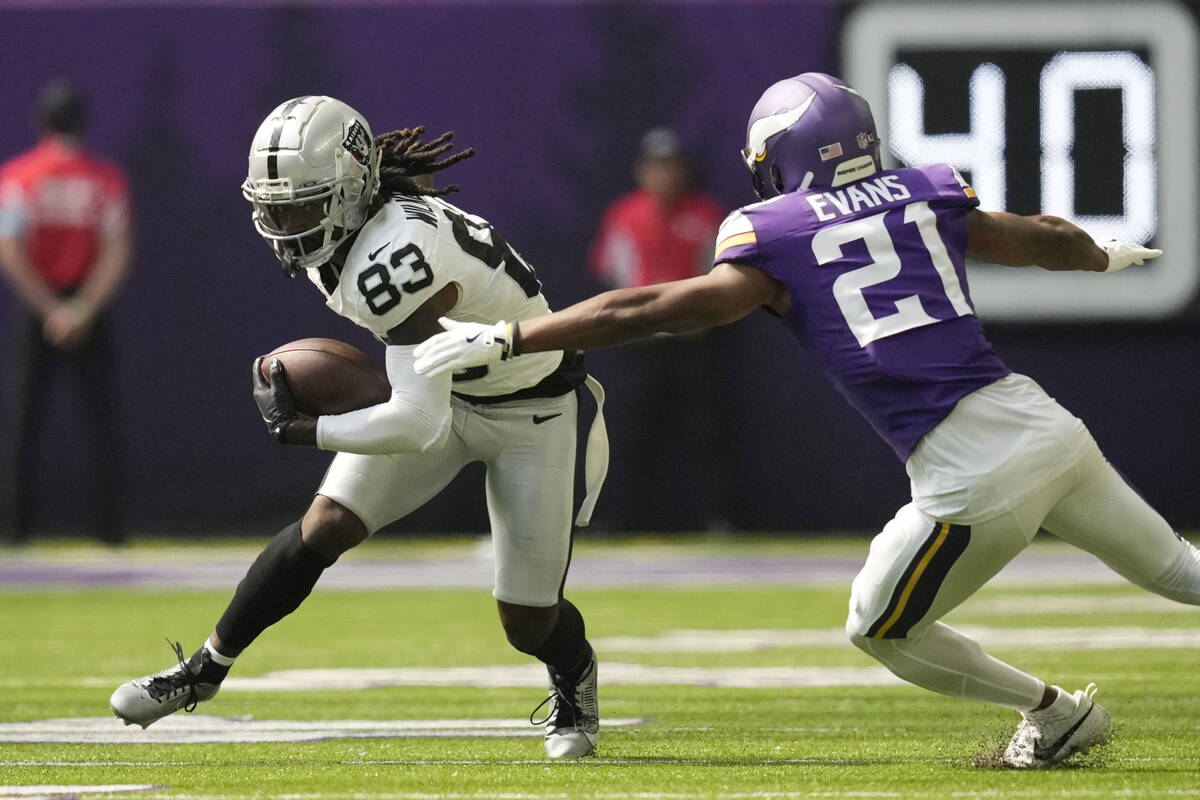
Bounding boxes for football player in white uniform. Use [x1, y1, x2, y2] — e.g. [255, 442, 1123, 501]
[109, 97, 606, 759]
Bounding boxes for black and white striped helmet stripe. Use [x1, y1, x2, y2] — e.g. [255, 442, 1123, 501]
[266, 95, 316, 180]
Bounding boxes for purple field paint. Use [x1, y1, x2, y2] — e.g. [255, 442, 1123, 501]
[0, 546, 1121, 590]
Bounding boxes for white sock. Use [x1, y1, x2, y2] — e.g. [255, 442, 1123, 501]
[204, 639, 237, 667]
[851, 622, 1044, 710]
[1030, 685, 1077, 718]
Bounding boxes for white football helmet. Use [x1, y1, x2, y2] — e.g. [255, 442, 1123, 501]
[242, 96, 380, 275]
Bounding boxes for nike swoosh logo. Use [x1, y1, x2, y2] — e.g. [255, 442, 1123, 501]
[1033, 702, 1095, 762]
[465, 333, 482, 343]
[532, 413, 562, 425]
[368, 243, 390, 261]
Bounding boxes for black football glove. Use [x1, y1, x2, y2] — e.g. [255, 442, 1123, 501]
[252, 356, 299, 442]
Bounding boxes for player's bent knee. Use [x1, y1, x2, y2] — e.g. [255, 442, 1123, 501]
[497, 600, 557, 654]
[845, 584, 879, 649]
[845, 614, 924, 661]
[846, 620, 873, 653]
[1147, 540, 1200, 605]
[301, 495, 368, 559]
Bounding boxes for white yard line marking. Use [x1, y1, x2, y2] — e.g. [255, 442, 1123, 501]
[67, 623, 1200, 699]
[0, 787, 157, 798]
[1, 777, 1196, 800]
[211, 664, 903, 692]
[959, 593, 1193, 615]
[0, 716, 646, 744]
[3, 763, 200, 767]
[36, 789, 1200, 800]
[590, 626, 1200, 653]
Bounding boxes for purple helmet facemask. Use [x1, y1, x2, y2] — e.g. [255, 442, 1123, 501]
[742, 72, 882, 199]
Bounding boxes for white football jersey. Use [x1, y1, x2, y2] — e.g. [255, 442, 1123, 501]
[307, 195, 563, 397]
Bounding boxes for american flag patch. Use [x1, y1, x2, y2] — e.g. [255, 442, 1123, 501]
[819, 142, 843, 161]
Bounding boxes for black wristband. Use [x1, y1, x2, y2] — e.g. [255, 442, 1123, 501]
[509, 321, 522, 359]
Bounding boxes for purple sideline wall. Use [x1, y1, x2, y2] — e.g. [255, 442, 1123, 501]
[0, 2, 1197, 538]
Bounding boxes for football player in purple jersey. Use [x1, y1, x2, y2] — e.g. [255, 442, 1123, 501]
[414, 72, 1200, 768]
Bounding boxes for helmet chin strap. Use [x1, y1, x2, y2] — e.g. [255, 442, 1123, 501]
[749, 167, 769, 201]
[336, 147, 376, 232]
[324, 150, 368, 242]
[343, 201, 364, 230]
[279, 248, 302, 278]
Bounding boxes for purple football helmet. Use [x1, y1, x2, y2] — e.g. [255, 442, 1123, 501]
[742, 72, 882, 199]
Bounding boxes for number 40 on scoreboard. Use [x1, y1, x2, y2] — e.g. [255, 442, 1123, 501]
[844, 1, 1198, 321]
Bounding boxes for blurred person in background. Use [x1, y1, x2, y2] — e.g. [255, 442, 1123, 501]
[588, 128, 729, 531]
[0, 79, 132, 546]
[415, 71, 1200, 769]
[590, 128, 723, 291]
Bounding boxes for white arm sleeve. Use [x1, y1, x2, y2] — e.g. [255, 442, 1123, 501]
[315, 344, 452, 455]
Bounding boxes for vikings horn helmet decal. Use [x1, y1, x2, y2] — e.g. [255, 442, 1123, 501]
[742, 72, 882, 199]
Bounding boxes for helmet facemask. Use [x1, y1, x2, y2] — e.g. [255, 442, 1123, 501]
[243, 152, 370, 277]
[243, 97, 380, 277]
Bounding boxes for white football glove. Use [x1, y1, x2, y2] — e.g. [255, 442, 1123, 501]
[1102, 240, 1162, 273]
[413, 317, 513, 378]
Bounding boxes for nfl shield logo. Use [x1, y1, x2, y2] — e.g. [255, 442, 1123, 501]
[857, 131, 873, 150]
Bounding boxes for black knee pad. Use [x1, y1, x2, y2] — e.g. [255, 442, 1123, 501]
[504, 611, 555, 655]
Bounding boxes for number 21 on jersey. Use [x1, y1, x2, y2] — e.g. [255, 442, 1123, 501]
[813, 201, 974, 347]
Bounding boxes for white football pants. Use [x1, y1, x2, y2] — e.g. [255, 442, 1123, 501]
[317, 391, 580, 607]
[847, 438, 1200, 711]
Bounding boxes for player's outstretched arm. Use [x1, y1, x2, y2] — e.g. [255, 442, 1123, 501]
[523, 262, 784, 352]
[965, 209, 1161, 273]
[413, 263, 786, 378]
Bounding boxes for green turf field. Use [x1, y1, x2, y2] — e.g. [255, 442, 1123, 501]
[1, 536, 1198, 799]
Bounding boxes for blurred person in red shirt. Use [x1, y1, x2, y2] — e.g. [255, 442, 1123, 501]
[0, 80, 132, 545]
[590, 128, 724, 289]
[586, 129, 731, 532]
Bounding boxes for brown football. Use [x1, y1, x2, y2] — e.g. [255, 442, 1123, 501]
[259, 338, 391, 416]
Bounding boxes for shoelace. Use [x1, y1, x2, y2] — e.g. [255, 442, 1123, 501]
[529, 684, 576, 728]
[145, 639, 200, 712]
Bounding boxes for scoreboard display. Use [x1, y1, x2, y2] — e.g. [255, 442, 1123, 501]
[843, 1, 1198, 321]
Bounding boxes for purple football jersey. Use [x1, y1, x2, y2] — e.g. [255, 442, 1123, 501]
[713, 164, 1010, 460]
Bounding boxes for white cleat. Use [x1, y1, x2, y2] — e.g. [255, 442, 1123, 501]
[532, 652, 599, 759]
[110, 642, 220, 729]
[1003, 683, 1110, 768]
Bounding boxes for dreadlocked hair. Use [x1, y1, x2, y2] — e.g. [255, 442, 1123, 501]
[374, 126, 475, 200]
